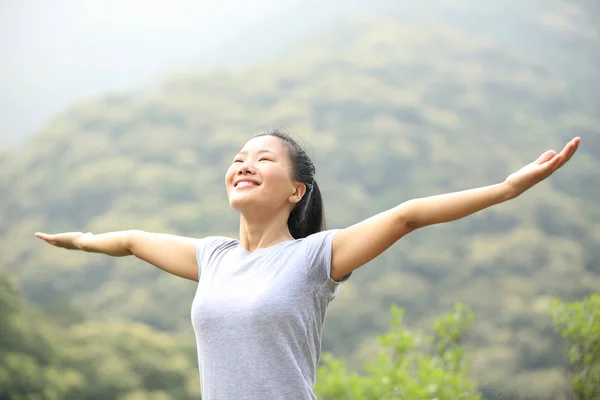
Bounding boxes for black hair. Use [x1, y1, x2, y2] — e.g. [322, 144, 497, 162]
[252, 129, 325, 239]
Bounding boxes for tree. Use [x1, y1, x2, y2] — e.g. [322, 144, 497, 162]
[550, 294, 600, 399]
[315, 304, 480, 399]
[0, 272, 83, 400]
[0, 272, 200, 400]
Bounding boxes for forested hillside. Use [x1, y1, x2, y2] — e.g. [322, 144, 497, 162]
[1, 5, 599, 399]
[0, 270, 201, 399]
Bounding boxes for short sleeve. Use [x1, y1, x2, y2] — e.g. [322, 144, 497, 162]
[196, 236, 237, 281]
[302, 229, 352, 298]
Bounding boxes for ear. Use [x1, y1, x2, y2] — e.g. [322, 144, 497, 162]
[288, 182, 307, 205]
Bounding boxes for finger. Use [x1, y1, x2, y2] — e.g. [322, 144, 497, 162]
[539, 158, 560, 178]
[563, 138, 580, 164]
[36, 232, 58, 240]
[536, 150, 557, 165]
[559, 140, 573, 157]
[35, 233, 60, 246]
[553, 139, 579, 170]
[549, 152, 565, 170]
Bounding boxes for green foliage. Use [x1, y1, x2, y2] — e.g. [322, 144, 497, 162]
[0, 273, 81, 399]
[550, 294, 600, 399]
[0, 271, 200, 400]
[315, 304, 480, 399]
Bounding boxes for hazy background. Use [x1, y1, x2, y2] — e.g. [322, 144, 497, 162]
[1, 1, 599, 399]
[1, 0, 289, 146]
[4, 0, 597, 148]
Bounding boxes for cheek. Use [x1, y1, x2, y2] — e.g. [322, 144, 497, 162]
[265, 169, 294, 195]
[224, 166, 236, 187]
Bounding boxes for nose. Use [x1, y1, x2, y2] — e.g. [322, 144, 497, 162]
[237, 161, 256, 175]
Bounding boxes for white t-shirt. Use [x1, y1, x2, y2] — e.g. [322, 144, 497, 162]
[191, 229, 350, 400]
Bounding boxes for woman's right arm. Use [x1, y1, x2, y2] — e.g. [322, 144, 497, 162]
[35, 230, 200, 281]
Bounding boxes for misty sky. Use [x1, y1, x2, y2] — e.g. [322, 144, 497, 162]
[0, 0, 292, 146]
[3, 0, 595, 148]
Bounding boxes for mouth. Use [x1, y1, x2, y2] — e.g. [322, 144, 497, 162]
[234, 180, 260, 188]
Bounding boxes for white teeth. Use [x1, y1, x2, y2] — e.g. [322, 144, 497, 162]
[236, 181, 257, 188]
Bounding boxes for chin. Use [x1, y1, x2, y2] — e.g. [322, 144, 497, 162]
[228, 195, 255, 212]
[230, 196, 277, 216]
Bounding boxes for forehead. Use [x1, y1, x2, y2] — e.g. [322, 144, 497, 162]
[239, 135, 288, 154]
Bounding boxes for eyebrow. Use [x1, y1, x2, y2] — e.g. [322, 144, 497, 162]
[236, 149, 278, 157]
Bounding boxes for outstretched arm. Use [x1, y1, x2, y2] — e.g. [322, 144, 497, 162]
[329, 137, 581, 281]
[35, 230, 200, 281]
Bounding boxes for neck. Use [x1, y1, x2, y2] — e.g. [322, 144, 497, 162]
[238, 207, 294, 252]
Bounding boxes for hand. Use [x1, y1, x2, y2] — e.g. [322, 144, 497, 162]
[505, 137, 580, 198]
[35, 231, 88, 250]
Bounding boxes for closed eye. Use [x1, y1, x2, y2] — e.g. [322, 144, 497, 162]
[259, 158, 272, 162]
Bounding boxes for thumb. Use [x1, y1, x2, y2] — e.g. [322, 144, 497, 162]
[535, 150, 556, 165]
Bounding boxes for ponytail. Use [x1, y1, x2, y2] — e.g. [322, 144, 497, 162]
[288, 180, 325, 239]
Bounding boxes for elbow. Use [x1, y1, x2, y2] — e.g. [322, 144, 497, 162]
[75, 232, 94, 251]
[404, 219, 422, 233]
[394, 201, 423, 232]
[123, 229, 143, 252]
[405, 219, 421, 231]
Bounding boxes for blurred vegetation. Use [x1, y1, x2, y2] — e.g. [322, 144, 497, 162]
[550, 294, 600, 399]
[1, 0, 599, 398]
[315, 304, 480, 399]
[0, 271, 201, 399]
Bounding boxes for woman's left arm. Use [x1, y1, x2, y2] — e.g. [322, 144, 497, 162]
[330, 137, 581, 281]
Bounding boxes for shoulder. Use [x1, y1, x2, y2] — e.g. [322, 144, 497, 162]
[293, 229, 342, 266]
[195, 236, 239, 280]
[200, 235, 238, 247]
[296, 229, 351, 289]
[196, 236, 238, 261]
[297, 229, 342, 247]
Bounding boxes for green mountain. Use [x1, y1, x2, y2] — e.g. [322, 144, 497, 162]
[1, 11, 598, 399]
[0, 270, 201, 399]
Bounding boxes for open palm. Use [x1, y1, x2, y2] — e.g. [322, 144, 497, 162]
[35, 231, 84, 249]
[506, 137, 580, 197]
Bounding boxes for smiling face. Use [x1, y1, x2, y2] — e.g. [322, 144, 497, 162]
[225, 135, 305, 214]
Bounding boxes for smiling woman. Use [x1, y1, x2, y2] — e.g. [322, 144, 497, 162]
[227, 130, 325, 243]
[34, 129, 580, 399]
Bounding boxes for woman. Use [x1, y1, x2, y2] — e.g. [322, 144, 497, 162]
[36, 130, 580, 399]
